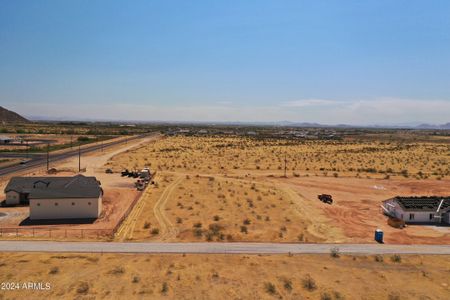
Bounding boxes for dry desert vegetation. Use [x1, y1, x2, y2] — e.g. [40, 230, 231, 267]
[106, 136, 450, 244]
[0, 252, 448, 300]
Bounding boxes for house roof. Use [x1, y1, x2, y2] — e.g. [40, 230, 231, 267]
[388, 196, 450, 212]
[5, 175, 102, 199]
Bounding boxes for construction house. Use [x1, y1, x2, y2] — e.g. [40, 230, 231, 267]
[382, 196, 450, 224]
[4, 175, 103, 220]
[0, 135, 14, 144]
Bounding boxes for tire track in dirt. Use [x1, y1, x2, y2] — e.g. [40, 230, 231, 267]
[153, 176, 184, 241]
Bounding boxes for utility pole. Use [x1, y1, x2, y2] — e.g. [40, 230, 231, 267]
[26, 140, 29, 159]
[284, 152, 287, 178]
[70, 135, 73, 150]
[78, 144, 81, 172]
[46, 142, 49, 171]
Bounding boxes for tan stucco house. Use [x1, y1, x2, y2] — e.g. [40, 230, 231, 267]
[4, 175, 103, 220]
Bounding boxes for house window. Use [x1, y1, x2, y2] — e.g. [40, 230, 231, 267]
[429, 214, 434, 220]
[37, 203, 40, 206]
[88, 202, 91, 205]
[409, 213, 415, 220]
[72, 202, 75, 206]
[54, 202, 58, 206]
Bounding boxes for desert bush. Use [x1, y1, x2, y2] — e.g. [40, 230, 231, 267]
[132, 276, 140, 283]
[161, 282, 168, 294]
[330, 247, 340, 258]
[109, 266, 125, 275]
[143, 221, 150, 229]
[193, 222, 202, 228]
[213, 215, 220, 221]
[302, 274, 317, 291]
[240, 226, 248, 234]
[321, 292, 332, 300]
[264, 282, 277, 295]
[283, 279, 293, 291]
[388, 292, 400, 300]
[49, 266, 59, 274]
[151, 228, 160, 235]
[77, 282, 89, 294]
[208, 223, 223, 235]
[374, 255, 384, 262]
[391, 254, 401, 263]
[243, 218, 251, 225]
[193, 228, 203, 237]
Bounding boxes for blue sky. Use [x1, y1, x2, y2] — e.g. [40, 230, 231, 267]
[1, 1, 450, 124]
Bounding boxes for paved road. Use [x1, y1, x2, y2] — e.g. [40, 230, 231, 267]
[0, 241, 449, 255]
[0, 134, 150, 177]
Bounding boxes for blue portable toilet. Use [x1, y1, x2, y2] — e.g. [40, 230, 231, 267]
[374, 229, 384, 243]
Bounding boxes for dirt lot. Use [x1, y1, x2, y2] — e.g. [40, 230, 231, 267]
[0, 136, 158, 239]
[108, 136, 450, 244]
[0, 134, 101, 151]
[0, 252, 448, 299]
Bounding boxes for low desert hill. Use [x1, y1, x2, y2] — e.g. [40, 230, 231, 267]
[0, 106, 29, 124]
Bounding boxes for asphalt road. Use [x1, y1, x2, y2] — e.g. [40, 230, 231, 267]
[0, 134, 149, 177]
[0, 241, 449, 255]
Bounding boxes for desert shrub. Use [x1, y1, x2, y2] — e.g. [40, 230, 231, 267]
[374, 255, 384, 262]
[132, 276, 140, 283]
[283, 279, 293, 291]
[205, 232, 214, 241]
[391, 254, 401, 263]
[193, 228, 203, 237]
[77, 282, 89, 294]
[208, 223, 223, 235]
[388, 292, 400, 300]
[49, 266, 59, 274]
[321, 292, 332, 300]
[213, 215, 220, 221]
[330, 247, 340, 258]
[302, 274, 317, 291]
[109, 266, 125, 275]
[193, 222, 202, 228]
[176, 217, 182, 224]
[243, 218, 251, 225]
[143, 221, 150, 229]
[240, 226, 248, 234]
[333, 291, 345, 299]
[161, 282, 168, 294]
[151, 228, 160, 235]
[264, 282, 277, 295]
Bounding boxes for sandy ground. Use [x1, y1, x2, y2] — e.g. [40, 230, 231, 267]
[0, 252, 448, 299]
[0, 136, 159, 239]
[108, 136, 450, 244]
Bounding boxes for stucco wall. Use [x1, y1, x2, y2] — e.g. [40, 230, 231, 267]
[383, 199, 440, 223]
[29, 196, 102, 220]
[5, 191, 20, 205]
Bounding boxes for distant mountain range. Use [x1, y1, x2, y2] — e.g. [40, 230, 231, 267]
[273, 121, 450, 129]
[0, 106, 29, 124]
[1, 106, 448, 129]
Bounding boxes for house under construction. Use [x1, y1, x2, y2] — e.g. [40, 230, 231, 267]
[382, 196, 450, 224]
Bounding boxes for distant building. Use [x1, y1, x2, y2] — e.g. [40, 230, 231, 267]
[382, 196, 450, 224]
[0, 135, 14, 144]
[4, 175, 103, 220]
[198, 129, 208, 134]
